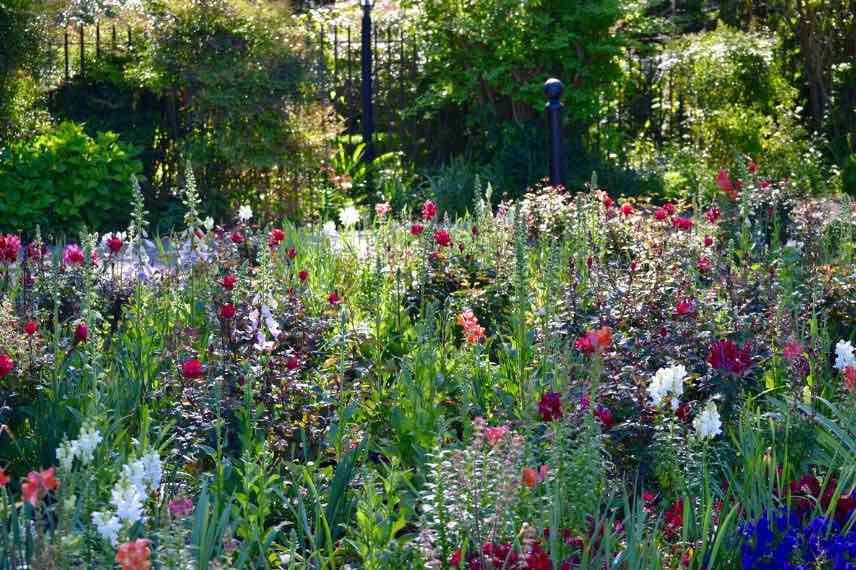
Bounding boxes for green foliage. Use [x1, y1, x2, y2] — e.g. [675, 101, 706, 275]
[0, 121, 142, 236]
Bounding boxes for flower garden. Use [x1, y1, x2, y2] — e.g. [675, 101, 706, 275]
[0, 163, 855, 569]
[3, 0, 856, 568]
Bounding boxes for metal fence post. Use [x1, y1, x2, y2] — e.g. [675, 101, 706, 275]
[545, 78, 565, 188]
[360, 0, 375, 164]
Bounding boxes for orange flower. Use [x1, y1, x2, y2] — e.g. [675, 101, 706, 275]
[522, 464, 549, 488]
[457, 309, 486, 344]
[591, 327, 612, 350]
[116, 539, 152, 570]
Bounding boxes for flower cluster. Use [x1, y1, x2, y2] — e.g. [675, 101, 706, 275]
[457, 308, 485, 344]
[647, 364, 687, 410]
[91, 451, 162, 545]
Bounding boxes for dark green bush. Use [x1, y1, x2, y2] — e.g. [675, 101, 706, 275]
[0, 121, 142, 237]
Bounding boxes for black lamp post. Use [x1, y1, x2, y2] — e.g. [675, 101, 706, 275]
[360, 0, 375, 164]
[544, 78, 565, 188]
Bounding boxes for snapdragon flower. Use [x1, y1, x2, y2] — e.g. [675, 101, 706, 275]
[647, 364, 687, 410]
[92, 511, 122, 546]
[693, 401, 722, 439]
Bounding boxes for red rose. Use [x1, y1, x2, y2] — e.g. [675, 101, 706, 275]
[0, 354, 13, 377]
[538, 392, 562, 422]
[181, 359, 205, 380]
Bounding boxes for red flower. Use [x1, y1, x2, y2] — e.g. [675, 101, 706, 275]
[286, 355, 300, 370]
[74, 322, 88, 343]
[410, 223, 424, 236]
[434, 230, 452, 247]
[525, 543, 552, 570]
[594, 405, 615, 430]
[575, 326, 612, 355]
[27, 242, 46, 261]
[707, 339, 752, 375]
[328, 291, 340, 306]
[181, 359, 205, 380]
[704, 235, 714, 247]
[654, 208, 668, 221]
[298, 270, 309, 283]
[539, 392, 563, 422]
[675, 299, 694, 316]
[716, 170, 734, 193]
[672, 217, 693, 231]
[63, 244, 85, 266]
[479, 543, 518, 568]
[664, 203, 676, 215]
[0, 235, 21, 263]
[843, 366, 856, 393]
[421, 200, 437, 221]
[21, 467, 59, 506]
[105, 234, 123, 255]
[747, 160, 758, 174]
[697, 256, 712, 272]
[783, 341, 804, 362]
[522, 467, 539, 488]
[218, 303, 236, 319]
[664, 499, 684, 532]
[759, 179, 770, 190]
[485, 425, 509, 447]
[705, 207, 721, 223]
[448, 549, 462, 568]
[599, 192, 614, 209]
[222, 274, 237, 290]
[286, 246, 296, 258]
[0, 467, 8, 487]
[0, 354, 12, 377]
[230, 232, 244, 244]
[620, 203, 634, 216]
[271, 229, 286, 244]
[24, 320, 37, 337]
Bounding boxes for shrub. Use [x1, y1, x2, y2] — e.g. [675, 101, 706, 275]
[0, 121, 142, 237]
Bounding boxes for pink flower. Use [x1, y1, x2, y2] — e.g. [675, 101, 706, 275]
[168, 497, 194, 518]
[575, 327, 612, 355]
[654, 208, 668, 221]
[705, 207, 721, 223]
[268, 229, 286, 248]
[675, 299, 694, 316]
[328, 291, 340, 306]
[485, 425, 509, 447]
[782, 341, 804, 362]
[434, 230, 452, 247]
[181, 359, 205, 380]
[115, 539, 151, 570]
[0, 235, 21, 263]
[74, 322, 88, 343]
[63, 244, 85, 266]
[286, 246, 296, 259]
[707, 339, 752, 375]
[843, 366, 856, 394]
[704, 235, 714, 247]
[747, 161, 758, 174]
[286, 355, 300, 370]
[716, 170, 734, 193]
[672, 217, 693, 231]
[27, 242, 46, 261]
[21, 467, 59, 506]
[759, 179, 770, 190]
[218, 303, 236, 319]
[457, 308, 485, 343]
[697, 256, 712, 272]
[0, 354, 13, 378]
[538, 392, 562, 422]
[410, 223, 424, 236]
[664, 203, 676, 215]
[105, 234, 123, 255]
[601, 193, 615, 209]
[375, 202, 392, 219]
[421, 200, 437, 221]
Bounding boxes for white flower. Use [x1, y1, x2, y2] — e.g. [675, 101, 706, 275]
[203, 216, 215, 231]
[139, 451, 162, 491]
[56, 441, 78, 471]
[111, 482, 146, 524]
[238, 205, 253, 222]
[647, 364, 687, 410]
[76, 427, 102, 465]
[834, 340, 856, 371]
[339, 206, 360, 228]
[693, 401, 722, 439]
[92, 511, 122, 546]
[321, 220, 339, 239]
